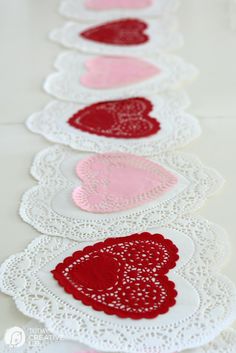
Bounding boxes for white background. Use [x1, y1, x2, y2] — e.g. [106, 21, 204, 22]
[0, 0, 236, 335]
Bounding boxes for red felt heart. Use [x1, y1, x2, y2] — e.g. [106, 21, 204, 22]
[80, 19, 149, 45]
[52, 233, 179, 319]
[68, 97, 161, 139]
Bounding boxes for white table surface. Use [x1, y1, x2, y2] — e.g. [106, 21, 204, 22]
[0, 0, 236, 336]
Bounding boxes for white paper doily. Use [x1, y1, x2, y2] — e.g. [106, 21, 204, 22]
[26, 93, 200, 156]
[1, 320, 236, 353]
[49, 19, 184, 56]
[19, 145, 223, 240]
[44, 51, 198, 104]
[59, 0, 180, 22]
[0, 216, 235, 353]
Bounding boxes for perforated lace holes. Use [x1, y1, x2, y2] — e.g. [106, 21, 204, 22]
[52, 232, 179, 319]
[119, 280, 173, 313]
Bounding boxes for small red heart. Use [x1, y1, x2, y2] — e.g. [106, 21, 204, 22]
[52, 233, 179, 319]
[68, 97, 161, 139]
[80, 18, 149, 45]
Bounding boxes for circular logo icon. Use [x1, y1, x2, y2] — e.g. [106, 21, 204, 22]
[4, 327, 25, 348]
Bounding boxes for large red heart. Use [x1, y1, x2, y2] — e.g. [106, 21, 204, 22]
[80, 19, 149, 45]
[52, 233, 179, 319]
[68, 97, 161, 138]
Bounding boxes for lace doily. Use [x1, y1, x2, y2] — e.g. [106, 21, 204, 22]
[72, 152, 178, 212]
[0, 320, 94, 353]
[52, 232, 179, 319]
[26, 92, 200, 156]
[44, 51, 198, 104]
[1, 320, 236, 353]
[49, 18, 183, 56]
[59, 0, 180, 22]
[0, 216, 235, 353]
[19, 145, 223, 240]
[192, 329, 236, 353]
[67, 97, 162, 138]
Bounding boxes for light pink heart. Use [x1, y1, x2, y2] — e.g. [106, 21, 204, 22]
[85, 0, 152, 10]
[72, 350, 97, 353]
[80, 56, 160, 89]
[72, 153, 178, 213]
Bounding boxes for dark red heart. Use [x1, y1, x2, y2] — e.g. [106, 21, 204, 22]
[80, 18, 149, 45]
[52, 232, 179, 319]
[67, 97, 161, 139]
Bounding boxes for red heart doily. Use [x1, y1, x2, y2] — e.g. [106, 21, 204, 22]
[68, 97, 161, 138]
[80, 19, 149, 45]
[52, 233, 179, 319]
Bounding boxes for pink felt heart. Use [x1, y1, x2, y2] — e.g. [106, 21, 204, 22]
[85, 0, 152, 10]
[80, 56, 160, 89]
[72, 153, 178, 213]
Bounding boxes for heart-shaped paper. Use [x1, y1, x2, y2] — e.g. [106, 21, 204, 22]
[68, 97, 161, 138]
[80, 19, 149, 45]
[52, 232, 179, 319]
[80, 56, 160, 89]
[85, 0, 153, 10]
[72, 152, 178, 213]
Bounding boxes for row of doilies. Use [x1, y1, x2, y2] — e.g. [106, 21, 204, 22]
[1, 1, 236, 353]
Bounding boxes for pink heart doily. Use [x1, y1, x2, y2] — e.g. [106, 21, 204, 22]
[80, 56, 160, 89]
[85, 0, 152, 10]
[72, 152, 178, 213]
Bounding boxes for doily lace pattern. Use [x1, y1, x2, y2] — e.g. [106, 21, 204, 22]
[52, 232, 179, 319]
[72, 152, 178, 213]
[59, 0, 180, 22]
[44, 51, 198, 104]
[49, 18, 183, 56]
[19, 145, 224, 241]
[1, 321, 236, 353]
[193, 329, 236, 353]
[26, 93, 200, 156]
[0, 216, 235, 353]
[67, 97, 162, 138]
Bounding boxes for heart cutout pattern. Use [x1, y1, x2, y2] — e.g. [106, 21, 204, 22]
[80, 56, 160, 89]
[80, 19, 149, 45]
[68, 97, 161, 138]
[85, 0, 153, 10]
[72, 152, 178, 213]
[52, 232, 179, 319]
